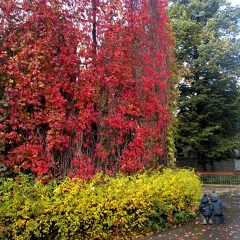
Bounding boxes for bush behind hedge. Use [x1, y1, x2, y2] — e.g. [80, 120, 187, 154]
[0, 168, 202, 239]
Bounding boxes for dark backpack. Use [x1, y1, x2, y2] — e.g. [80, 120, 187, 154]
[202, 202, 212, 216]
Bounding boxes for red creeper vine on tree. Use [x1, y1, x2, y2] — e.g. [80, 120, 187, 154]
[0, 0, 174, 179]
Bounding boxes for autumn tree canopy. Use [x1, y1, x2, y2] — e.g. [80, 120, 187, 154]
[0, 0, 175, 179]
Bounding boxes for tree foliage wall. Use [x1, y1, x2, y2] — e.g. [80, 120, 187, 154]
[0, 0, 175, 179]
[168, 0, 240, 170]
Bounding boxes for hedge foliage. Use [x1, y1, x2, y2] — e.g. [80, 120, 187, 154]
[0, 168, 202, 239]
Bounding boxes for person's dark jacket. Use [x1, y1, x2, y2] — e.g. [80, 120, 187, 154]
[210, 195, 227, 216]
[199, 194, 212, 217]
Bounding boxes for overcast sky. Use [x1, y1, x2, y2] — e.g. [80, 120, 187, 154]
[229, 0, 239, 6]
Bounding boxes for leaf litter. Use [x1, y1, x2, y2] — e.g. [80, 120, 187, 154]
[142, 185, 240, 240]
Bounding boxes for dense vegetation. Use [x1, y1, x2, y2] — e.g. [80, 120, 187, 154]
[1, 0, 240, 239]
[0, 169, 202, 240]
[168, 0, 240, 170]
[0, 0, 176, 179]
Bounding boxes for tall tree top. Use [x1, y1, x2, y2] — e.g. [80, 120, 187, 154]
[168, 0, 240, 168]
[168, 0, 240, 79]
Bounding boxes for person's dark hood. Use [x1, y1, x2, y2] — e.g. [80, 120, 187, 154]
[210, 195, 219, 202]
[201, 194, 209, 203]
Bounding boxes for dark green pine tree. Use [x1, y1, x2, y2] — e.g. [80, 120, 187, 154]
[168, 0, 240, 171]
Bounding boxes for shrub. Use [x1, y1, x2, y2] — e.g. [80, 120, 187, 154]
[0, 168, 202, 239]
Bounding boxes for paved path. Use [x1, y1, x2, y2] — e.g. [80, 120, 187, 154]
[141, 185, 240, 240]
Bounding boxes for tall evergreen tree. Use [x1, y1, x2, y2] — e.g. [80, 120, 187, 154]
[168, 0, 240, 170]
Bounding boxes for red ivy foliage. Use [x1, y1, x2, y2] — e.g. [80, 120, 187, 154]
[0, 0, 174, 179]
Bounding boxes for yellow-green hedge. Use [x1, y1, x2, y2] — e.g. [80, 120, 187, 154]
[0, 168, 202, 239]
